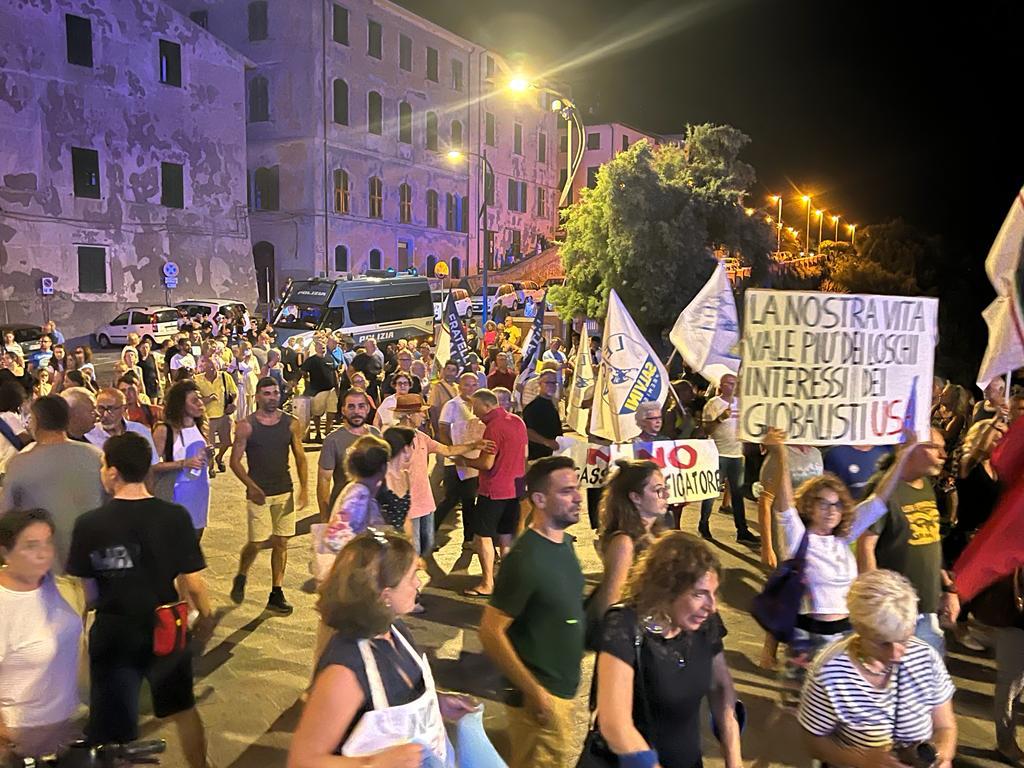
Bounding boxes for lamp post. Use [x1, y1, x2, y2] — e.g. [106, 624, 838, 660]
[769, 195, 782, 251]
[847, 223, 857, 246]
[815, 210, 824, 253]
[831, 214, 840, 242]
[802, 196, 811, 256]
[448, 149, 494, 325]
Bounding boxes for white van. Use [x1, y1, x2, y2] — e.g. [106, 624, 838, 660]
[94, 305, 180, 347]
[272, 272, 433, 345]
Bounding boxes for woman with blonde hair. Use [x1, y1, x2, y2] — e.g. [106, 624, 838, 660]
[799, 570, 957, 768]
[585, 531, 744, 768]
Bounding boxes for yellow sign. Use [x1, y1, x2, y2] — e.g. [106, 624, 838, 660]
[434, 261, 449, 277]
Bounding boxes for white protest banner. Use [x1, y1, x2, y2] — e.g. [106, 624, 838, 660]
[739, 290, 938, 445]
[559, 436, 721, 503]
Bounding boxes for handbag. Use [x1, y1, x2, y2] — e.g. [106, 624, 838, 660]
[752, 531, 810, 643]
[575, 608, 653, 768]
[222, 372, 237, 415]
[153, 601, 189, 656]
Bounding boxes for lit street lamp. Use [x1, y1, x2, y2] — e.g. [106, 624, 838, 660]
[831, 214, 841, 242]
[815, 210, 824, 252]
[847, 223, 857, 246]
[769, 195, 782, 251]
[802, 196, 811, 255]
[448, 148, 495, 325]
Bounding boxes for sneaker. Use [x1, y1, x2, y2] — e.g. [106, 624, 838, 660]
[954, 623, 986, 651]
[737, 530, 760, 545]
[208, 465, 216, 479]
[266, 590, 294, 615]
[230, 574, 246, 604]
[216, 458, 226, 473]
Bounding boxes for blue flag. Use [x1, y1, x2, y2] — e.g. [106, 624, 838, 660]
[444, 292, 471, 370]
[519, 291, 548, 374]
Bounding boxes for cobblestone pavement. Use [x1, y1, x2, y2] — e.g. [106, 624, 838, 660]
[133, 445, 1008, 768]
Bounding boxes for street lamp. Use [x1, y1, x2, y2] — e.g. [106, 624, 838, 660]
[448, 148, 495, 325]
[769, 195, 782, 251]
[831, 214, 841, 242]
[847, 223, 857, 246]
[815, 210, 824, 252]
[802, 196, 811, 256]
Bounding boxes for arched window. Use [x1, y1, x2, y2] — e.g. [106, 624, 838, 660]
[445, 192, 455, 231]
[333, 169, 350, 213]
[367, 91, 382, 135]
[450, 120, 463, 149]
[248, 76, 269, 122]
[426, 254, 437, 277]
[426, 189, 438, 227]
[425, 112, 438, 151]
[399, 183, 412, 223]
[333, 79, 348, 125]
[253, 166, 279, 210]
[399, 101, 412, 144]
[334, 245, 349, 272]
[368, 176, 382, 218]
[369, 248, 382, 270]
[450, 256, 461, 278]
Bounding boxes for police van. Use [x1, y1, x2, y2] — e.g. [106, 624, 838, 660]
[271, 270, 434, 345]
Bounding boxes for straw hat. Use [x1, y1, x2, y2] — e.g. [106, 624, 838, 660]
[393, 393, 429, 413]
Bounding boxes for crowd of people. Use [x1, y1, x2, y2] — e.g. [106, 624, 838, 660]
[0, 306, 1021, 768]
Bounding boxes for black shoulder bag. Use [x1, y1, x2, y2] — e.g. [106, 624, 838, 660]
[575, 607, 654, 768]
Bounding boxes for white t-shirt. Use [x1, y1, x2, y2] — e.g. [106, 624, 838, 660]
[170, 352, 197, 371]
[0, 575, 82, 728]
[440, 396, 479, 479]
[375, 395, 398, 428]
[85, 420, 159, 464]
[702, 395, 742, 457]
[0, 412, 25, 474]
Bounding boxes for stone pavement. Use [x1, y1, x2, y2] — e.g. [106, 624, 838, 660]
[135, 444, 1010, 768]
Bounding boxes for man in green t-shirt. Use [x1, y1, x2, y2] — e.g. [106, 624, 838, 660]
[858, 427, 960, 655]
[479, 455, 584, 768]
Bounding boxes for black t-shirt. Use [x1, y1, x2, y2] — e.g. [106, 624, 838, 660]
[302, 354, 338, 395]
[597, 605, 726, 768]
[523, 395, 563, 460]
[66, 497, 205, 629]
[315, 623, 425, 752]
[138, 355, 159, 397]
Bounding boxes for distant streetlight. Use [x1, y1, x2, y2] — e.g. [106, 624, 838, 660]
[744, 207, 755, 217]
[831, 214, 841, 241]
[815, 210, 824, 251]
[802, 196, 812, 256]
[847, 223, 857, 246]
[447, 148, 495, 324]
[769, 195, 783, 251]
[507, 76, 530, 93]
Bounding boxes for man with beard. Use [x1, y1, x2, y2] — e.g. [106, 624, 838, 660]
[478, 455, 585, 768]
[316, 389, 381, 521]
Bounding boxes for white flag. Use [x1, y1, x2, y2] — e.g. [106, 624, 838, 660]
[669, 261, 739, 379]
[978, 187, 1024, 389]
[433, 323, 451, 380]
[567, 323, 595, 434]
[588, 289, 671, 443]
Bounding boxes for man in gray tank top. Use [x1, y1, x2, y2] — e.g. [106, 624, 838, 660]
[229, 377, 309, 614]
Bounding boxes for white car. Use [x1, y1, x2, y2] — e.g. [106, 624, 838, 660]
[175, 298, 249, 322]
[495, 281, 546, 313]
[431, 289, 472, 322]
[94, 305, 180, 348]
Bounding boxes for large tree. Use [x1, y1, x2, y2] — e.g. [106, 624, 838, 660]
[825, 219, 939, 296]
[550, 124, 774, 334]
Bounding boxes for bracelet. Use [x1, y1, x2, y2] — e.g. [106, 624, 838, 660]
[619, 750, 659, 768]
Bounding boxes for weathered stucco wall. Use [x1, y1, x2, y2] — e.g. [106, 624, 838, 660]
[0, 0, 257, 338]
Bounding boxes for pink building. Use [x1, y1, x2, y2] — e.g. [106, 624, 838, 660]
[166, 0, 561, 304]
[561, 121, 662, 206]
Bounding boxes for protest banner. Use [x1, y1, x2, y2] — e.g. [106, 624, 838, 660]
[738, 290, 938, 445]
[558, 436, 721, 503]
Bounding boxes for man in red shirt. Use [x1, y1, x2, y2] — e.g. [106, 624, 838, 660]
[486, 352, 517, 392]
[457, 388, 527, 596]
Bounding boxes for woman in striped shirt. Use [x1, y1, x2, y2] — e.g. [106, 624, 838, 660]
[798, 570, 957, 768]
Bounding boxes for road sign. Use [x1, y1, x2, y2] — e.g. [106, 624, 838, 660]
[163, 276, 178, 289]
[40, 277, 55, 296]
[434, 261, 449, 278]
[162, 261, 179, 278]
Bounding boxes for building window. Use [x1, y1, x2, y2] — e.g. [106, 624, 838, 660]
[425, 112, 438, 151]
[65, 14, 93, 68]
[333, 169, 350, 213]
[332, 4, 348, 44]
[450, 120, 463, 149]
[77, 245, 107, 293]
[368, 176, 382, 218]
[72, 147, 101, 199]
[369, 248, 382, 270]
[367, 19, 382, 59]
[159, 40, 181, 87]
[538, 132, 547, 163]
[451, 59, 463, 91]
[249, 76, 269, 122]
[161, 162, 184, 208]
[537, 187, 547, 217]
[485, 55, 495, 78]
[399, 183, 412, 223]
[513, 123, 523, 155]
[622, 135, 629, 151]
[460, 195, 468, 232]
[426, 47, 438, 82]
[507, 179, 527, 213]
[484, 167, 494, 206]
[189, 10, 208, 28]
[450, 256, 461, 278]
[587, 166, 599, 189]
[399, 101, 412, 144]
[253, 166, 279, 210]
[426, 189, 438, 227]
[333, 79, 348, 125]
[426, 254, 437, 276]
[399, 34, 411, 71]
[334, 245, 349, 272]
[367, 91, 382, 135]
[484, 112, 496, 147]
[586, 132, 600, 150]
[445, 193, 455, 231]
[247, 1, 267, 41]
[509, 229, 522, 258]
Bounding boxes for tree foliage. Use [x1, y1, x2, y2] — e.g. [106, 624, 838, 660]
[825, 220, 940, 296]
[551, 124, 774, 333]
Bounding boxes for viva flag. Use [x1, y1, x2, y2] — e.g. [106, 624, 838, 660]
[589, 289, 670, 443]
[669, 261, 740, 381]
[567, 322, 595, 435]
[977, 185, 1024, 389]
[513, 291, 547, 402]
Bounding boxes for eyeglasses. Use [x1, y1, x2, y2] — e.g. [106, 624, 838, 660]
[649, 485, 670, 498]
[813, 498, 843, 512]
[96, 405, 123, 414]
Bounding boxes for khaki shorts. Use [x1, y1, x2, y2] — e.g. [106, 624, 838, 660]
[506, 691, 578, 768]
[246, 492, 295, 542]
[310, 389, 338, 418]
[208, 415, 232, 446]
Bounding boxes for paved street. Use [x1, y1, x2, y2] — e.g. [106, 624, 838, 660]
[130, 443, 1010, 768]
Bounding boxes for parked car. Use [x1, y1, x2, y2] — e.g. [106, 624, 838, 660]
[175, 298, 249, 323]
[431, 289, 472, 322]
[94, 306, 180, 348]
[470, 285, 500, 318]
[0, 323, 44, 359]
[495, 281, 546, 313]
